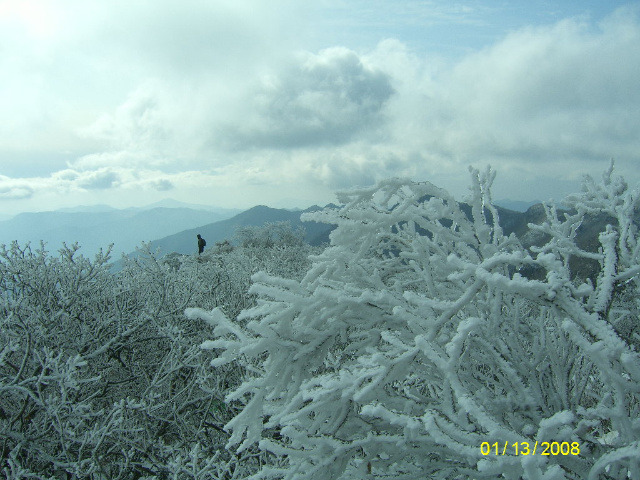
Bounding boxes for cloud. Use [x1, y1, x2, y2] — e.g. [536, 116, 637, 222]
[0, 177, 34, 200]
[220, 47, 395, 149]
[148, 179, 174, 191]
[79, 83, 166, 147]
[0, 0, 307, 173]
[424, 5, 640, 165]
[314, 4, 639, 204]
[0, 167, 181, 214]
[75, 81, 178, 163]
[73, 45, 397, 173]
[286, 7, 640, 200]
[80, 0, 301, 77]
[2, 2, 639, 214]
[75, 169, 122, 190]
[69, 3, 640, 203]
[73, 79, 218, 171]
[52, 169, 80, 181]
[0, 0, 302, 77]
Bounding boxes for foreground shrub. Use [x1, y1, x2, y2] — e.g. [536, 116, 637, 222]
[0, 235, 315, 478]
[188, 164, 640, 479]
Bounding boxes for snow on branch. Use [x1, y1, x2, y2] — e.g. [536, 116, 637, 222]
[193, 165, 640, 479]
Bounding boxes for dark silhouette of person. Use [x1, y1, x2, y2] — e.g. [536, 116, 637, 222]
[197, 234, 206, 254]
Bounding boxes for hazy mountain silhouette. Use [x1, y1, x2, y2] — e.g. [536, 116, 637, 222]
[490, 202, 640, 281]
[0, 206, 239, 257]
[130, 198, 241, 214]
[494, 199, 541, 213]
[4, 195, 623, 284]
[145, 205, 336, 256]
[54, 204, 119, 213]
[136, 200, 627, 283]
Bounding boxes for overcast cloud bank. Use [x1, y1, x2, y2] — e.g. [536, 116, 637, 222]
[0, 1, 638, 214]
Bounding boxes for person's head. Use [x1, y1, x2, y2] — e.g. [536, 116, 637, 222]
[197, 234, 201, 239]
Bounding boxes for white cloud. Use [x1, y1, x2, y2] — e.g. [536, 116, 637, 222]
[425, 5, 640, 165]
[0, 176, 34, 200]
[218, 47, 395, 150]
[74, 81, 181, 168]
[0, 0, 305, 164]
[148, 179, 174, 191]
[1, 2, 639, 214]
[349, 5, 640, 200]
[78, 0, 300, 77]
[75, 169, 122, 190]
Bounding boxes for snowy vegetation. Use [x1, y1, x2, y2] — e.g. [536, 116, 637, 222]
[2, 165, 639, 479]
[0, 225, 318, 479]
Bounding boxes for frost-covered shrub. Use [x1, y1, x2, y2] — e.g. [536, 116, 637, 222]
[161, 235, 319, 319]
[235, 222, 306, 250]
[0, 233, 319, 478]
[0, 244, 227, 478]
[188, 164, 640, 479]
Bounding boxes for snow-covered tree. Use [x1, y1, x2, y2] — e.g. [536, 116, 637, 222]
[0, 229, 319, 478]
[235, 222, 306, 250]
[0, 242, 240, 478]
[188, 164, 640, 479]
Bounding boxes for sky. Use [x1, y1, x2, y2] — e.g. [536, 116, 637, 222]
[1, 0, 639, 216]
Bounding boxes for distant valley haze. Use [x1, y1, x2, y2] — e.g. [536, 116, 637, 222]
[0, 199, 242, 258]
[0, 195, 552, 265]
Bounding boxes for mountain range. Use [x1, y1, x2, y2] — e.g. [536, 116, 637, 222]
[144, 204, 335, 256]
[494, 199, 541, 213]
[143, 200, 620, 281]
[0, 200, 241, 258]
[1, 196, 626, 283]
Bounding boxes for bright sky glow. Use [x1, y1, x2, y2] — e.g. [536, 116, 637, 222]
[0, 0, 638, 215]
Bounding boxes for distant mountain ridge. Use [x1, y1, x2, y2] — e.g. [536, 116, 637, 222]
[54, 199, 241, 215]
[145, 204, 335, 256]
[55, 204, 118, 213]
[0, 205, 240, 258]
[136, 199, 625, 272]
[2, 196, 626, 284]
[130, 199, 242, 214]
[494, 199, 541, 213]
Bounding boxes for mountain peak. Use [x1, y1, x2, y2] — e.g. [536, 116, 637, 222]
[55, 204, 117, 213]
[138, 198, 222, 212]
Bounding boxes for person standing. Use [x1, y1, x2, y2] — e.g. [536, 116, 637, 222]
[197, 234, 206, 254]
